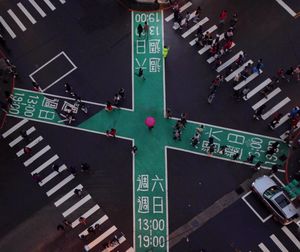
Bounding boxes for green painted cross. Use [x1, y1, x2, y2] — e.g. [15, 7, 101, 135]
[8, 11, 288, 252]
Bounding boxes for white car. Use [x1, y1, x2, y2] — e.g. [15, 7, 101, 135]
[252, 175, 298, 225]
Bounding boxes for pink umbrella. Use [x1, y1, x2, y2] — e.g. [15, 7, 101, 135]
[145, 116, 156, 129]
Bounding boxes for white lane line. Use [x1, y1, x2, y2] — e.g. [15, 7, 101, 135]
[270, 234, 288, 252]
[225, 60, 253, 82]
[2, 119, 28, 138]
[199, 33, 225, 55]
[79, 215, 109, 237]
[62, 194, 92, 217]
[261, 97, 291, 120]
[275, 0, 296, 17]
[16, 136, 43, 157]
[29, 0, 46, 17]
[243, 78, 272, 101]
[7, 9, 27, 31]
[71, 204, 100, 228]
[84, 226, 117, 251]
[189, 24, 217, 46]
[173, 11, 196, 30]
[100, 236, 126, 252]
[216, 51, 243, 73]
[54, 184, 83, 207]
[165, 1, 192, 22]
[38, 164, 66, 186]
[207, 43, 236, 64]
[59, 0, 66, 3]
[43, 0, 56, 11]
[0, 16, 17, 39]
[31, 154, 59, 175]
[46, 174, 75, 196]
[281, 226, 300, 249]
[126, 248, 134, 252]
[252, 88, 281, 110]
[17, 2, 36, 24]
[258, 242, 271, 252]
[182, 17, 209, 38]
[274, 113, 290, 129]
[233, 70, 261, 90]
[9, 126, 36, 147]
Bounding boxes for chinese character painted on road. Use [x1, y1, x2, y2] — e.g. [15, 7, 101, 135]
[42, 97, 59, 109]
[206, 128, 223, 141]
[153, 197, 164, 214]
[38, 110, 55, 120]
[201, 141, 220, 153]
[149, 58, 160, 73]
[227, 133, 245, 145]
[136, 40, 146, 54]
[137, 196, 149, 214]
[223, 145, 243, 158]
[149, 39, 161, 54]
[151, 175, 164, 192]
[137, 175, 149, 192]
[61, 101, 79, 114]
[135, 58, 147, 70]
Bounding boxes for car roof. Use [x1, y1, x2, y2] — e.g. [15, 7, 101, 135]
[252, 175, 277, 194]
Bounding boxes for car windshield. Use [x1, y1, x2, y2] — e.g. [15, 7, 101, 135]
[263, 186, 281, 198]
[274, 194, 290, 208]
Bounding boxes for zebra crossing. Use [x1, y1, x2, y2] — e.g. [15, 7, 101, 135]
[0, 0, 67, 39]
[1, 118, 133, 251]
[164, 1, 298, 141]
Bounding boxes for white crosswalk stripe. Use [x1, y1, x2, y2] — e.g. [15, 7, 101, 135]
[43, 0, 56, 11]
[16, 136, 43, 157]
[38, 164, 67, 186]
[0, 16, 17, 39]
[270, 234, 288, 252]
[258, 242, 270, 252]
[17, 3, 36, 24]
[30, 154, 59, 175]
[225, 60, 253, 82]
[207, 42, 236, 64]
[29, 0, 46, 17]
[54, 184, 83, 207]
[46, 174, 74, 196]
[252, 88, 281, 110]
[59, 0, 66, 3]
[182, 17, 209, 38]
[71, 204, 100, 228]
[9, 126, 36, 147]
[79, 215, 109, 237]
[100, 236, 126, 252]
[165, 1, 192, 22]
[7, 9, 26, 31]
[233, 71, 261, 90]
[62, 194, 92, 217]
[2, 119, 28, 138]
[173, 11, 196, 30]
[243, 78, 272, 101]
[84, 226, 117, 251]
[189, 24, 217, 46]
[199, 33, 224, 55]
[261, 97, 291, 120]
[24, 145, 51, 167]
[216, 51, 243, 73]
[126, 248, 134, 252]
[281, 226, 300, 249]
[273, 113, 290, 129]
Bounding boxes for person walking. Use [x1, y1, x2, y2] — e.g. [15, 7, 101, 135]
[253, 104, 266, 120]
[74, 188, 83, 197]
[52, 163, 60, 173]
[208, 144, 215, 156]
[131, 145, 138, 154]
[208, 137, 214, 146]
[230, 12, 238, 27]
[81, 162, 90, 172]
[180, 113, 187, 127]
[268, 112, 283, 129]
[245, 154, 255, 163]
[255, 59, 263, 74]
[105, 101, 113, 112]
[32, 81, 42, 92]
[24, 146, 32, 156]
[165, 108, 172, 119]
[173, 129, 181, 141]
[118, 88, 125, 100]
[106, 128, 117, 138]
[143, 22, 149, 39]
[185, 11, 191, 28]
[79, 216, 87, 225]
[293, 65, 300, 81]
[191, 135, 199, 148]
[218, 10, 228, 27]
[254, 161, 262, 171]
[285, 67, 294, 82]
[32, 173, 42, 183]
[232, 152, 240, 160]
[163, 46, 170, 60]
[136, 67, 146, 80]
[193, 6, 201, 23]
[219, 145, 227, 155]
[20, 130, 31, 143]
[137, 24, 143, 37]
[64, 83, 74, 96]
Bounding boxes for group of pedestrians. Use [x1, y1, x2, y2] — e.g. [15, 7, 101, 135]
[173, 112, 188, 141]
[105, 88, 125, 112]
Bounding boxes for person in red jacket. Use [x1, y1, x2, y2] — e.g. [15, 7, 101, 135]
[219, 10, 228, 25]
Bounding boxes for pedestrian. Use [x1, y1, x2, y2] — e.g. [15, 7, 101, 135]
[79, 216, 87, 225]
[285, 67, 294, 82]
[293, 65, 300, 81]
[235, 52, 245, 67]
[57, 224, 65, 231]
[219, 145, 227, 155]
[289, 106, 300, 119]
[265, 148, 276, 156]
[246, 154, 255, 163]
[113, 93, 121, 107]
[232, 152, 240, 160]
[32, 173, 42, 183]
[63, 219, 72, 227]
[208, 137, 214, 146]
[106, 128, 116, 138]
[64, 83, 74, 96]
[131, 145, 138, 154]
[143, 22, 149, 38]
[66, 109, 75, 124]
[275, 68, 286, 82]
[241, 86, 250, 98]
[24, 146, 32, 156]
[193, 6, 201, 23]
[223, 39, 233, 52]
[253, 104, 266, 120]
[32, 81, 42, 92]
[105, 101, 113, 112]
[173, 129, 181, 141]
[118, 88, 125, 100]
[208, 144, 215, 155]
[52, 163, 60, 173]
[165, 108, 172, 119]
[81, 162, 90, 172]
[255, 59, 263, 74]
[224, 27, 234, 40]
[74, 188, 82, 197]
[191, 135, 199, 148]
[218, 10, 228, 26]
[69, 166, 77, 175]
[137, 24, 143, 37]
[230, 12, 238, 27]
[254, 161, 262, 171]
[268, 112, 283, 129]
[20, 130, 30, 143]
[185, 11, 191, 28]
[163, 46, 169, 59]
[87, 226, 95, 234]
[180, 112, 187, 127]
[271, 164, 280, 174]
[136, 67, 146, 80]
[196, 125, 204, 136]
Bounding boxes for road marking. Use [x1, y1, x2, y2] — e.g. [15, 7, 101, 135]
[273, 113, 289, 129]
[126, 248, 134, 252]
[281, 226, 300, 249]
[0, 16, 17, 39]
[2, 119, 28, 138]
[29, 0, 46, 17]
[43, 0, 56, 11]
[199, 33, 225, 55]
[275, 0, 296, 17]
[164, 1, 192, 22]
[59, 0, 66, 3]
[9, 126, 35, 147]
[258, 242, 271, 252]
[16, 136, 43, 157]
[31, 154, 59, 175]
[100, 236, 126, 252]
[261, 97, 291, 120]
[84, 226, 117, 251]
[270, 234, 288, 252]
[252, 87, 281, 110]
[24, 145, 51, 167]
[207, 42, 236, 64]
[79, 215, 109, 237]
[216, 51, 243, 73]
[46, 174, 75, 196]
[173, 11, 196, 30]
[7, 9, 27, 31]
[38, 164, 66, 185]
[71, 204, 100, 228]
[182, 17, 209, 38]
[241, 191, 273, 223]
[189, 24, 217, 46]
[17, 2, 37, 24]
[243, 78, 272, 100]
[233, 70, 261, 90]
[280, 121, 300, 140]
[54, 184, 83, 207]
[225, 60, 253, 82]
[62, 194, 92, 217]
